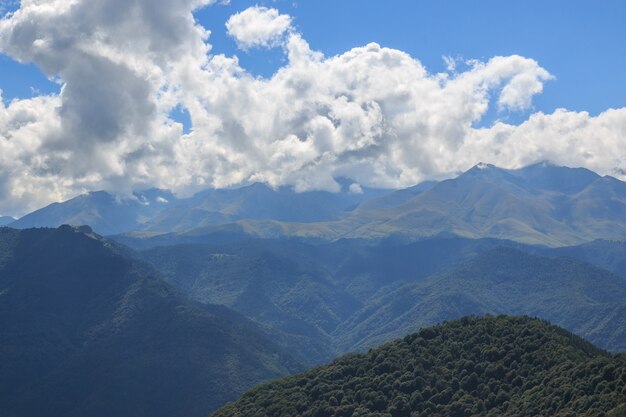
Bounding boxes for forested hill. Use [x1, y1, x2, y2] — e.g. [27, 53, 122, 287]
[0, 226, 303, 417]
[212, 316, 626, 417]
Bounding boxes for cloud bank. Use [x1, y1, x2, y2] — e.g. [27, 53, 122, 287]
[0, 2, 625, 216]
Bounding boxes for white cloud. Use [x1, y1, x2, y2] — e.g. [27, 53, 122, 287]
[0, 1, 626, 217]
[226, 6, 292, 50]
[349, 183, 363, 194]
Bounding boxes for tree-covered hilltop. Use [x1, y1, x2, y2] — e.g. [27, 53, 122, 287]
[211, 316, 626, 417]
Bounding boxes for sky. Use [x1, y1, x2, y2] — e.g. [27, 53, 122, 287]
[0, 0, 625, 216]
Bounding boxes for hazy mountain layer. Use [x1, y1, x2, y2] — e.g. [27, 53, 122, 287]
[139, 237, 626, 361]
[9, 181, 390, 236]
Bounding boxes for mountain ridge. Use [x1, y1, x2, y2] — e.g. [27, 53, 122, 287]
[109, 162, 626, 248]
[0, 226, 305, 417]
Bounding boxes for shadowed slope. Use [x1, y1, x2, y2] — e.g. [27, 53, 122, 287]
[0, 226, 303, 417]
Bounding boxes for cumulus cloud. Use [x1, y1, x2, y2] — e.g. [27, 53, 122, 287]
[0, 0, 215, 213]
[0, 2, 625, 216]
[226, 6, 292, 50]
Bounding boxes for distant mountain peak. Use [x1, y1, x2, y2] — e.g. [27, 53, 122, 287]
[9, 188, 177, 235]
[465, 162, 506, 174]
[475, 162, 495, 170]
[459, 162, 519, 183]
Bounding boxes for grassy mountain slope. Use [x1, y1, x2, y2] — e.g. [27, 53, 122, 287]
[211, 316, 626, 417]
[0, 226, 303, 417]
[336, 163, 618, 245]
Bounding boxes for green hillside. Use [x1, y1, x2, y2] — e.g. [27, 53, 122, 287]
[211, 316, 626, 417]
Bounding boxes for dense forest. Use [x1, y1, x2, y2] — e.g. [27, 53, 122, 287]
[212, 316, 626, 417]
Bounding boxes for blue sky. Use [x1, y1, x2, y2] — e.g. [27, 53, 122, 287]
[4, 0, 624, 116]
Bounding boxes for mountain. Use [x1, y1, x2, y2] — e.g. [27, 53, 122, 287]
[0, 216, 15, 226]
[143, 181, 388, 232]
[115, 162, 626, 248]
[137, 237, 496, 363]
[9, 189, 175, 235]
[0, 226, 303, 417]
[138, 237, 477, 363]
[211, 316, 626, 417]
[334, 162, 615, 245]
[347, 162, 626, 246]
[336, 247, 626, 352]
[10, 181, 389, 236]
[14, 162, 626, 246]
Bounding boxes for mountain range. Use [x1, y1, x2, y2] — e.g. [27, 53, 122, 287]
[10, 161, 626, 247]
[8, 180, 387, 236]
[335, 246, 626, 352]
[120, 162, 626, 247]
[143, 180, 387, 232]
